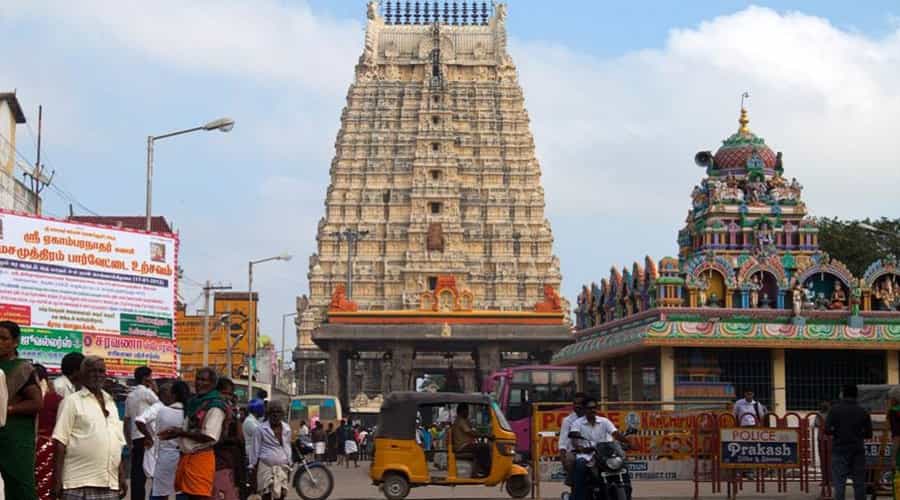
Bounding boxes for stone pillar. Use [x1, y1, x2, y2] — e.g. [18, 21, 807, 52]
[392, 345, 415, 392]
[476, 344, 501, 390]
[576, 365, 587, 393]
[887, 350, 899, 385]
[461, 370, 476, 393]
[326, 344, 341, 397]
[598, 360, 607, 410]
[660, 347, 675, 411]
[772, 348, 787, 414]
[381, 353, 395, 394]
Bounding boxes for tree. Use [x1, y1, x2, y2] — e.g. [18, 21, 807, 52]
[816, 217, 900, 277]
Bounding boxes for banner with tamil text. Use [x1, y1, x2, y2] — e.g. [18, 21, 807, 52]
[0, 211, 178, 374]
[83, 332, 176, 377]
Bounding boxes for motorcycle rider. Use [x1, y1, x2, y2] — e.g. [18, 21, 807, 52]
[571, 398, 629, 500]
[559, 392, 587, 486]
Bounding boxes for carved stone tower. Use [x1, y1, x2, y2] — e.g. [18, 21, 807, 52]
[296, 2, 565, 385]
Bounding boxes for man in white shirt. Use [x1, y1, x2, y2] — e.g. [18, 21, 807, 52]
[250, 401, 293, 500]
[558, 392, 586, 486]
[52, 352, 84, 399]
[571, 399, 627, 500]
[136, 382, 189, 500]
[733, 390, 767, 427]
[125, 365, 158, 500]
[52, 356, 128, 500]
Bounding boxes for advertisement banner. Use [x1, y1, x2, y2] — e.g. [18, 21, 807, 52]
[0, 211, 176, 336]
[18, 327, 83, 371]
[83, 333, 176, 377]
[534, 408, 705, 481]
[719, 428, 799, 467]
[0, 211, 178, 375]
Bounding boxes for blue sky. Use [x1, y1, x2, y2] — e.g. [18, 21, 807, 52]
[2, 1, 899, 360]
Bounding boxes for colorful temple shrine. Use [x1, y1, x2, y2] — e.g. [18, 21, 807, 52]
[554, 105, 900, 412]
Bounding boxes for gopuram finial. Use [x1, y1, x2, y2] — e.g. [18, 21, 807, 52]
[738, 91, 751, 135]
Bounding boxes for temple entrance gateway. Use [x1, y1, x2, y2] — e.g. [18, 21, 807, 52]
[293, 2, 570, 405]
[314, 276, 569, 411]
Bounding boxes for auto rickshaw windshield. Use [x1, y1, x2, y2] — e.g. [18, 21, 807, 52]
[492, 399, 512, 431]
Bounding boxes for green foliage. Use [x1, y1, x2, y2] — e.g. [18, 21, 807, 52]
[817, 217, 900, 276]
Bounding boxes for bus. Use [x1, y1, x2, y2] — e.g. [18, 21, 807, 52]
[483, 365, 600, 458]
[288, 394, 343, 436]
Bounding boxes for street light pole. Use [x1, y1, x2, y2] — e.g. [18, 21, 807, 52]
[280, 312, 298, 390]
[201, 281, 232, 367]
[246, 253, 292, 400]
[145, 117, 235, 231]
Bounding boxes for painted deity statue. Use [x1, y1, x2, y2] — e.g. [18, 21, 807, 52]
[875, 278, 900, 311]
[850, 284, 862, 316]
[829, 285, 847, 310]
[749, 274, 761, 308]
[791, 282, 804, 316]
[803, 283, 816, 310]
[755, 223, 775, 256]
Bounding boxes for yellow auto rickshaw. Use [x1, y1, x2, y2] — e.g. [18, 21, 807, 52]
[370, 392, 531, 499]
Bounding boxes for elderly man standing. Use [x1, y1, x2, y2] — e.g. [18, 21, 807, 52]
[161, 367, 226, 500]
[250, 401, 293, 500]
[51, 356, 128, 500]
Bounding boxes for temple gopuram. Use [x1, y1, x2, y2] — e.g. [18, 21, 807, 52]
[296, 1, 570, 411]
[554, 104, 900, 413]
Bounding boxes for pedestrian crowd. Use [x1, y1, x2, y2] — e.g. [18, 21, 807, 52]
[0, 319, 306, 500]
[308, 418, 371, 467]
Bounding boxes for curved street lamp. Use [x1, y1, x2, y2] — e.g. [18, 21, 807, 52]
[145, 117, 235, 231]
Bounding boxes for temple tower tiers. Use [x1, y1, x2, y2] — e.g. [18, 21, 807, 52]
[297, 1, 564, 349]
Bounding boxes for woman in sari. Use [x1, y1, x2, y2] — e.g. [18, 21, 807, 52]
[34, 364, 63, 500]
[0, 320, 44, 500]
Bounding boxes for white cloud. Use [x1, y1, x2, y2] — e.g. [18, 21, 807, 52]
[3, 0, 362, 95]
[512, 6, 900, 300]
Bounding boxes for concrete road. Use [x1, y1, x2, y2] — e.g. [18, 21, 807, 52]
[286, 461, 822, 499]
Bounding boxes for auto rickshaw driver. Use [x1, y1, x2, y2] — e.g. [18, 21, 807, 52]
[451, 404, 491, 478]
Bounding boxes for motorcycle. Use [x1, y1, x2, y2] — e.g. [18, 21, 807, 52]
[291, 438, 335, 500]
[561, 429, 636, 500]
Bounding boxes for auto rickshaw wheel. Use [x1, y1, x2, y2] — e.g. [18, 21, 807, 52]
[505, 474, 531, 498]
[382, 472, 410, 500]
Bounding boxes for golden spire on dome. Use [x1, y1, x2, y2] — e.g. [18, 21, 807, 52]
[738, 91, 751, 135]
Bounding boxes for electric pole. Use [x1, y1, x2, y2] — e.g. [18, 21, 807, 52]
[201, 281, 232, 366]
[23, 105, 54, 215]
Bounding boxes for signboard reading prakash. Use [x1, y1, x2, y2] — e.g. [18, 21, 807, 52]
[719, 428, 799, 467]
[0, 211, 178, 374]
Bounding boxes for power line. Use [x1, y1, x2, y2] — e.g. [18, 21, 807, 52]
[2, 122, 101, 217]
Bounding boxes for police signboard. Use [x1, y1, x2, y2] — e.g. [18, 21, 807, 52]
[719, 428, 800, 468]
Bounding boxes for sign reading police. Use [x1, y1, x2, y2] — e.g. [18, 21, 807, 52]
[719, 428, 799, 468]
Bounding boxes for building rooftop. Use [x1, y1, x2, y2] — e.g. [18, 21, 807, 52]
[68, 215, 173, 234]
[0, 93, 26, 124]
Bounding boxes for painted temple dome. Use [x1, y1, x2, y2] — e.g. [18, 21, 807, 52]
[711, 107, 778, 172]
